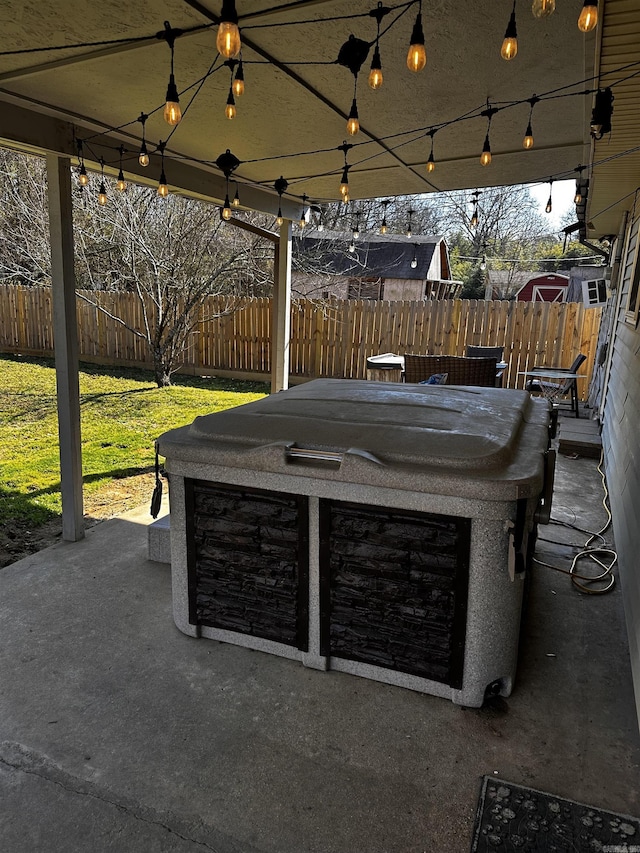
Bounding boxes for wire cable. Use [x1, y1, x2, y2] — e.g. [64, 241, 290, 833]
[533, 452, 616, 594]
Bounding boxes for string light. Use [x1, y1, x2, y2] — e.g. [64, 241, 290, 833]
[523, 97, 538, 149]
[480, 134, 492, 166]
[406, 207, 414, 238]
[353, 211, 361, 240]
[222, 192, 232, 220]
[217, 0, 241, 59]
[317, 209, 325, 231]
[426, 130, 436, 172]
[545, 178, 553, 213]
[501, 1, 518, 61]
[480, 106, 496, 166]
[410, 244, 418, 269]
[157, 144, 169, 198]
[160, 22, 182, 127]
[407, 2, 427, 72]
[380, 199, 389, 234]
[98, 158, 107, 206]
[76, 139, 89, 187]
[137, 113, 150, 166]
[116, 145, 126, 192]
[233, 59, 245, 96]
[299, 193, 308, 228]
[574, 166, 585, 204]
[274, 175, 288, 226]
[532, 0, 555, 17]
[232, 185, 240, 207]
[470, 190, 481, 228]
[225, 88, 237, 119]
[368, 2, 387, 90]
[338, 142, 353, 201]
[578, 0, 598, 33]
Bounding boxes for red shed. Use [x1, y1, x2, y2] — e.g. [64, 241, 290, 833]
[515, 273, 570, 302]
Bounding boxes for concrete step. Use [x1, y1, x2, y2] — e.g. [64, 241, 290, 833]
[558, 412, 602, 459]
[148, 514, 171, 564]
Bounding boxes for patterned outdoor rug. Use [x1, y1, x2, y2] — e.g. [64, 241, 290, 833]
[471, 776, 640, 852]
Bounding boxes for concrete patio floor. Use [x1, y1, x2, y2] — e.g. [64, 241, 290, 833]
[1, 448, 639, 852]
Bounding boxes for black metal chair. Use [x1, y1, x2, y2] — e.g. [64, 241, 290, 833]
[525, 353, 587, 418]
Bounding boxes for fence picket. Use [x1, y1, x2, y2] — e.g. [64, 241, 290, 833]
[0, 284, 601, 396]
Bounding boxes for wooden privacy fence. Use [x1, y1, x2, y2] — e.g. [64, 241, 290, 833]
[0, 285, 602, 394]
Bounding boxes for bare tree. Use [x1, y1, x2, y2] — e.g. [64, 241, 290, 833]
[0, 147, 276, 386]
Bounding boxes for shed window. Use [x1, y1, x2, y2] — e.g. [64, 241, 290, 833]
[347, 278, 384, 300]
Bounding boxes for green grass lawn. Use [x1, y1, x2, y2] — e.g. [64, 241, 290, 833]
[0, 354, 268, 527]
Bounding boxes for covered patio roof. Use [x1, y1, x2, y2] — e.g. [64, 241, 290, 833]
[0, 0, 604, 213]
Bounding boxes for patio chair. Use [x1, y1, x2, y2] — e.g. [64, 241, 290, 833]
[403, 354, 497, 387]
[525, 353, 587, 418]
[465, 345, 506, 386]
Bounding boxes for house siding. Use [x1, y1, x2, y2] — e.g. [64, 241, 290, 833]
[602, 213, 640, 722]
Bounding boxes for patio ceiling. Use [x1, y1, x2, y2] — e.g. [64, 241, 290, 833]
[0, 0, 607, 218]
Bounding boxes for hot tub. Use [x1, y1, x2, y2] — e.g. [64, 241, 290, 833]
[157, 379, 553, 707]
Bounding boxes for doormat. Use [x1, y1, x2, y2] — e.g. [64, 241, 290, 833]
[471, 776, 640, 852]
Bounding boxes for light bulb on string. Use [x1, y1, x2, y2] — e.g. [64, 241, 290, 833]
[317, 210, 325, 232]
[480, 134, 492, 166]
[380, 199, 389, 234]
[299, 194, 308, 229]
[339, 167, 350, 198]
[368, 4, 387, 90]
[501, 1, 518, 60]
[470, 190, 480, 228]
[222, 195, 232, 220]
[406, 208, 414, 239]
[368, 46, 383, 90]
[347, 74, 360, 136]
[578, 0, 598, 32]
[545, 179, 553, 213]
[274, 176, 288, 228]
[522, 97, 538, 149]
[426, 130, 436, 173]
[76, 139, 89, 187]
[116, 146, 127, 192]
[137, 113, 150, 166]
[159, 22, 183, 127]
[407, 3, 426, 72]
[233, 59, 245, 96]
[97, 158, 107, 206]
[574, 167, 585, 205]
[532, 0, 555, 17]
[349, 240, 355, 253]
[225, 88, 236, 119]
[157, 143, 169, 198]
[217, 0, 241, 58]
[232, 185, 240, 207]
[410, 245, 418, 269]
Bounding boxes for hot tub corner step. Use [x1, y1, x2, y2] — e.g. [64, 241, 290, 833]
[148, 514, 171, 564]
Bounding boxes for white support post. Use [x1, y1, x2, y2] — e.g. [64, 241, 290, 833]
[47, 154, 84, 541]
[271, 219, 292, 393]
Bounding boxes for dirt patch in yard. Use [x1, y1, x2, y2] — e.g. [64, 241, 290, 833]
[0, 472, 156, 568]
